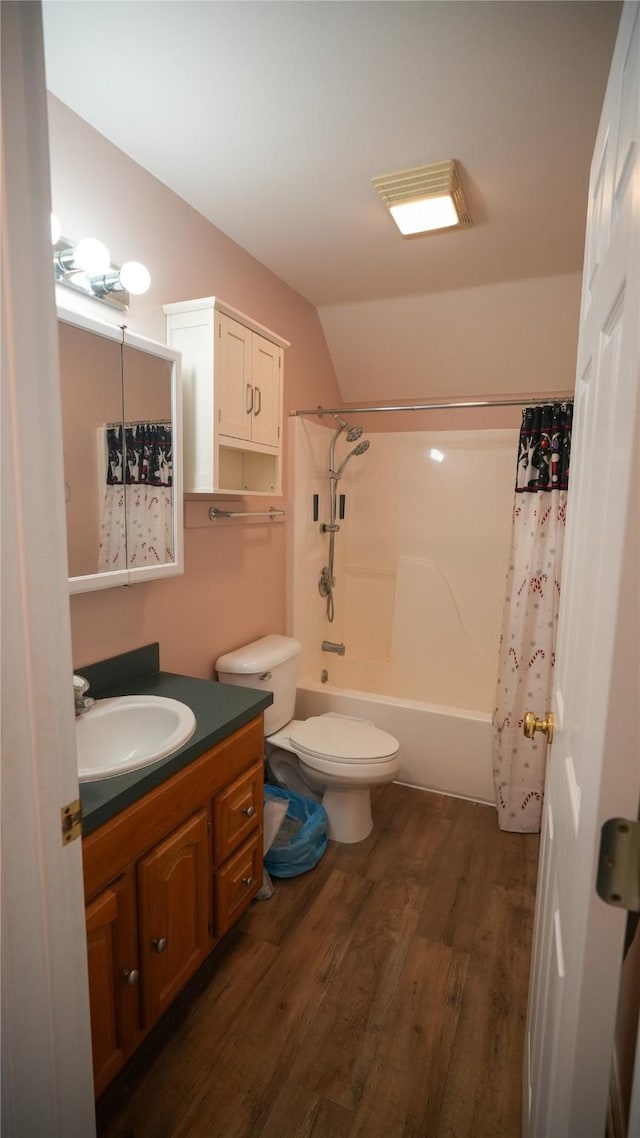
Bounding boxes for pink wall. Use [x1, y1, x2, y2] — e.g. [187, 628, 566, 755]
[48, 95, 342, 676]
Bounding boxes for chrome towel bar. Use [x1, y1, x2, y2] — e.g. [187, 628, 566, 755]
[208, 506, 286, 521]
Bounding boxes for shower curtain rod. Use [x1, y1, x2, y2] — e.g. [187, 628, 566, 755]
[290, 395, 574, 417]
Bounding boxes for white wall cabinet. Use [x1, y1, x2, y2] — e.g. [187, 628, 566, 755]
[164, 297, 288, 495]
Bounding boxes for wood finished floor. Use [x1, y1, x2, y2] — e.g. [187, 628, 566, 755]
[98, 783, 539, 1138]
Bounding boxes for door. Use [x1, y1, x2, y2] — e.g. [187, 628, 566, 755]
[137, 809, 210, 1026]
[85, 873, 140, 1098]
[525, 5, 639, 1137]
[251, 332, 281, 448]
[218, 312, 252, 441]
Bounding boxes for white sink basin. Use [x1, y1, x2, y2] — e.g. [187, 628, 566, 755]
[76, 695, 197, 782]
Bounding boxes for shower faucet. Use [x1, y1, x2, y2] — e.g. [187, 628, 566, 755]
[322, 640, 346, 656]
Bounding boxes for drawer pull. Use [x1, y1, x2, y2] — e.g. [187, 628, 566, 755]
[152, 937, 167, 954]
[242, 876, 255, 888]
[242, 806, 256, 818]
[121, 968, 139, 986]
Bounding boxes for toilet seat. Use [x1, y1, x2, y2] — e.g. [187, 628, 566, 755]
[289, 714, 399, 765]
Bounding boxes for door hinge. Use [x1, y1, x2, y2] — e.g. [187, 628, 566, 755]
[596, 818, 640, 911]
[61, 798, 83, 845]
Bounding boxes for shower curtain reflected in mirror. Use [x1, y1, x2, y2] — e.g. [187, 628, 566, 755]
[98, 421, 173, 571]
[492, 402, 573, 832]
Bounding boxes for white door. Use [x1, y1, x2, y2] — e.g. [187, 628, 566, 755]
[251, 332, 281, 448]
[525, 5, 639, 1137]
[218, 311, 252, 441]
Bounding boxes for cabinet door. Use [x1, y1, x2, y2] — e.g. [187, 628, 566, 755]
[214, 830, 262, 937]
[85, 873, 140, 1098]
[137, 809, 210, 1028]
[217, 313, 252, 442]
[251, 333, 281, 449]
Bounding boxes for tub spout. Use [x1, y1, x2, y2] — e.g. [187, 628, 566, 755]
[322, 640, 346, 656]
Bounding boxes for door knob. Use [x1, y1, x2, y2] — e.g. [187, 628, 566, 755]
[523, 711, 554, 744]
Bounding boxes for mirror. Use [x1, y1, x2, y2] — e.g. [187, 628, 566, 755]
[58, 306, 183, 592]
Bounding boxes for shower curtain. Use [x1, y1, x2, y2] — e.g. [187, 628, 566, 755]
[492, 402, 573, 833]
[98, 422, 173, 570]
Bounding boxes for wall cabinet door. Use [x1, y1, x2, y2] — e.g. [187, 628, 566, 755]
[137, 808, 210, 1028]
[217, 312, 252, 442]
[250, 333, 281, 448]
[85, 873, 140, 1098]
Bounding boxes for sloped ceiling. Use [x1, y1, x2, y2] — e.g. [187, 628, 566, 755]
[42, 0, 621, 401]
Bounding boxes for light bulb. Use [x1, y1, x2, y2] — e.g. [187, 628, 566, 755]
[74, 238, 111, 275]
[119, 261, 151, 295]
[50, 213, 61, 245]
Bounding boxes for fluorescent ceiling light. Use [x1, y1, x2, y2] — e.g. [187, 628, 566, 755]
[372, 160, 471, 237]
[430, 448, 445, 462]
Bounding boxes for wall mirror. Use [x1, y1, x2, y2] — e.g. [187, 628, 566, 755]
[58, 306, 183, 593]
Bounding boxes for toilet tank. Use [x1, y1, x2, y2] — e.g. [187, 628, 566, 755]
[215, 635, 301, 736]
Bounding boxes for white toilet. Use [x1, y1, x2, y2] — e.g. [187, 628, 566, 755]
[215, 635, 400, 844]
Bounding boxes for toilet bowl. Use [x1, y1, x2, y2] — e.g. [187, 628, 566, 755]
[215, 635, 400, 845]
[267, 715, 400, 843]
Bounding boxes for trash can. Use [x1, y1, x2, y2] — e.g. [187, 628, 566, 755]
[263, 784, 328, 878]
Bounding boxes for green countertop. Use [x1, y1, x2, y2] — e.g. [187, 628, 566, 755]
[79, 664, 272, 837]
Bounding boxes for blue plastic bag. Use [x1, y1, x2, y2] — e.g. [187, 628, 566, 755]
[263, 784, 328, 878]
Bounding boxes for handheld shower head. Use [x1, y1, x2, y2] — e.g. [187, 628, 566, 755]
[335, 438, 371, 477]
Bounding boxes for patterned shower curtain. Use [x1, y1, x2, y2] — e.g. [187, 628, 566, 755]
[98, 422, 173, 571]
[492, 402, 573, 833]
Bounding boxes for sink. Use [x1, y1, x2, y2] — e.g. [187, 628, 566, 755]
[76, 695, 197, 782]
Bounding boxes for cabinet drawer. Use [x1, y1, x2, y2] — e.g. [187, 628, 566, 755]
[213, 761, 263, 863]
[214, 830, 262, 937]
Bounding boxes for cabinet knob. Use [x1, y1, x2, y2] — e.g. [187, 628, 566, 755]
[121, 968, 139, 986]
[152, 936, 167, 954]
[242, 876, 255, 888]
[242, 805, 256, 818]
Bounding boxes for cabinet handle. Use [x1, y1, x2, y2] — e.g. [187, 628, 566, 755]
[246, 383, 254, 414]
[242, 876, 255, 888]
[152, 937, 167, 954]
[254, 386, 261, 416]
[121, 968, 139, 986]
[242, 805, 256, 818]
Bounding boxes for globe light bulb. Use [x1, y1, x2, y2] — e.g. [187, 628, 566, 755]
[119, 261, 151, 295]
[74, 238, 111, 275]
[50, 213, 61, 245]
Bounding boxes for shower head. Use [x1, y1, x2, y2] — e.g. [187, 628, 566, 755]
[346, 425, 363, 443]
[335, 438, 371, 477]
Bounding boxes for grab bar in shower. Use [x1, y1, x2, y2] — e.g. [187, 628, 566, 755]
[208, 507, 286, 521]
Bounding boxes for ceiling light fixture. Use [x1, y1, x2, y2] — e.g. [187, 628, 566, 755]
[53, 232, 151, 310]
[371, 159, 472, 237]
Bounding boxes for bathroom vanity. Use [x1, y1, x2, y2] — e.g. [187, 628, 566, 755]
[78, 646, 272, 1098]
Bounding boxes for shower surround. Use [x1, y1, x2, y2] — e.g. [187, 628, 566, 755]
[290, 417, 518, 803]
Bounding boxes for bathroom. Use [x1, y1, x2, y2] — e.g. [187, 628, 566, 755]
[3, 3, 639, 1138]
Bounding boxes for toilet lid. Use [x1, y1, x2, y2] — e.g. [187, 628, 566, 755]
[289, 715, 399, 764]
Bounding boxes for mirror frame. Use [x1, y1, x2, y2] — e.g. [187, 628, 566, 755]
[58, 305, 184, 593]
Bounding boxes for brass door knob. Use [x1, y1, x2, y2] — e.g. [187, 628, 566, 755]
[523, 711, 554, 744]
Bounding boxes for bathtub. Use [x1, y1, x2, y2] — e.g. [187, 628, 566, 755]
[295, 674, 494, 805]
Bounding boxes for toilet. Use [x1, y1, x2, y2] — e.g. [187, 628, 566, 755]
[215, 635, 400, 844]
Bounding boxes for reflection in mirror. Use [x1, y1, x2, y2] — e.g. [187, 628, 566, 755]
[58, 307, 183, 593]
[119, 346, 174, 568]
[59, 321, 123, 578]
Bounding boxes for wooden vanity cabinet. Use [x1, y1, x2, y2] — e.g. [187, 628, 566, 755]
[82, 716, 264, 1098]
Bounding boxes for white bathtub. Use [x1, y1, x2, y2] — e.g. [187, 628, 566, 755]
[295, 676, 494, 805]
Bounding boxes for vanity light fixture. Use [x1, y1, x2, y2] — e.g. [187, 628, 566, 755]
[371, 159, 472, 236]
[53, 227, 151, 311]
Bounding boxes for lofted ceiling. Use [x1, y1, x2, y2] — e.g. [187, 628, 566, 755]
[42, 0, 621, 401]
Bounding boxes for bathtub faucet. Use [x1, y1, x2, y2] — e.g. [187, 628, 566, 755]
[322, 640, 346, 656]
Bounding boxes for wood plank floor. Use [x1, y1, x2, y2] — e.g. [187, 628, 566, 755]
[98, 783, 539, 1138]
